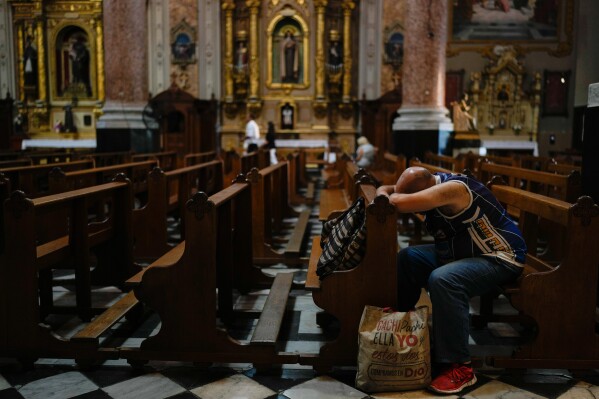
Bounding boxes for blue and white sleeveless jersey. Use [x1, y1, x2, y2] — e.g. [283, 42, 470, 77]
[424, 173, 527, 267]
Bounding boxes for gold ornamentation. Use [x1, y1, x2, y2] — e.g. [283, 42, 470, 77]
[246, 0, 260, 100]
[312, 100, 328, 119]
[94, 18, 105, 102]
[36, 20, 46, 102]
[341, 0, 355, 103]
[222, 0, 235, 103]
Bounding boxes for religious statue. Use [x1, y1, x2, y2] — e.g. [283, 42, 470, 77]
[451, 93, 477, 132]
[68, 36, 91, 96]
[235, 40, 248, 72]
[280, 30, 299, 83]
[328, 40, 342, 69]
[281, 103, 294, 129]
[63, 103, 77, 133]
[23, 35, 38, 94]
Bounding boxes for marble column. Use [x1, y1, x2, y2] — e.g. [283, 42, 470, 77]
[97, 0, 156, 152]
[392, 0, 452, 160]
[358, 0, 382, 100]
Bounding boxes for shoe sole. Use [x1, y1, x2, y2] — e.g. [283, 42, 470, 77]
[428, 375, 477, 394]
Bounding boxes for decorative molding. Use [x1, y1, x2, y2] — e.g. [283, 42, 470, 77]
[0, 1, 16, 97]
[148, 0, 169, 96]
[358, 0, 381, 100]
[198, 0, 221, 99]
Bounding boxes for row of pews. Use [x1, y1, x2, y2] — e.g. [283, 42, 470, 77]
[2, 143, 598, 372]
[313, 149, 598, 370]
[0, 147, 317, 368]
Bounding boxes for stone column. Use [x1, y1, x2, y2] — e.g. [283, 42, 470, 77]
[97, 0, 153, 152]
[392, 0, 452, 160]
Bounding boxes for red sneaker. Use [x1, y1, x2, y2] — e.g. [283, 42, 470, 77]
[428, 363, 477, 394]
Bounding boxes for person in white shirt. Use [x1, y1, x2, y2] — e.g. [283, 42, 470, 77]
[244, 114, 260, 152]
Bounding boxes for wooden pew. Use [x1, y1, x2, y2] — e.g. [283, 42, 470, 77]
[546, 160, 582, 175]
[132, 160, 224, 260]
[318, 161, 358, 222]
[304, 171, 398, 372]
[132, 151, 178, 171]
[514, 154, 553, 172]
[369, 152, 406, 186]
[111, 185, 299, 366]
[321, 153, 350, 189]
[485, 185, 599, 369]
[286, 152, 308, 205]
[0, 159, 95, 198]
[184, 150, 218, 166]
[0, 158, 32, 168]
[0, 178, 137, 363]
[458, 152, 514, 178]
[478, 161, 582, 203]
[246, 162, 311, 266]
[423, 150, 463, 171]
[26, 151, 79, 165]
[222, 150, 260, 187]
[49, 160, 157, 197]
[83, 151, 133, 167]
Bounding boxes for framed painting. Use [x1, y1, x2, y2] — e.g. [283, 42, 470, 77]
[448, 0, 574, 57]
[542, 70, 570, 117]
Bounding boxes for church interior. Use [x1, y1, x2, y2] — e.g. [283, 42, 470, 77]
[1, 0, 599, 398]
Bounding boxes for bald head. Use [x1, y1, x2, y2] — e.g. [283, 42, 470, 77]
[395, 167, 436, 194]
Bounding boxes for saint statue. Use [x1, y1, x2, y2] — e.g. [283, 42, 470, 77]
[280, 30, 299, 83]
[281, 103, 294, 129]
[451, 94, 477, 132]
[68, 36, 92, 96]
[23, 35, 38, 92]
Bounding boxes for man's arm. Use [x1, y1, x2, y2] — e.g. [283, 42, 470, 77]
[389, 182, 470, 215]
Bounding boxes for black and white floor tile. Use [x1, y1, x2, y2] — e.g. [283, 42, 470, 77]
[2, 175, 599, 398]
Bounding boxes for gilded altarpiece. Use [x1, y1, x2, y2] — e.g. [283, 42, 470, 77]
[468, 47, 541, 142]
[220, 0, 358, 155]
[9, 0, 103, 138]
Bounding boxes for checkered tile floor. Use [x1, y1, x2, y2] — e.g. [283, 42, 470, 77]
[2, 174, 599, 398]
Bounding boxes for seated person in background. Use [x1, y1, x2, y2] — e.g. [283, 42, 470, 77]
[376, 167, 526, 394]
[354, 136, 375, 168]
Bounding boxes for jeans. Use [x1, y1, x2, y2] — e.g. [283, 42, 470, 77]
[397, 244, 522, 364]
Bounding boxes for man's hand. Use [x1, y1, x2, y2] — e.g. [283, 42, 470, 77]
[376, 185, 394, 197]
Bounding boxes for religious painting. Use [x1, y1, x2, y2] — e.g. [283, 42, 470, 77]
[267, 15, 310, 89]
[170, 20, 196, 65]
[54, 26, 93, 99]
[542, 70, 570, 116]
[449, 0, 574, 56]
[384, 31, 404, 66]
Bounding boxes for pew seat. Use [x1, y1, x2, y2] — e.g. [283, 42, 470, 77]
[250, 272, 295, 346]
